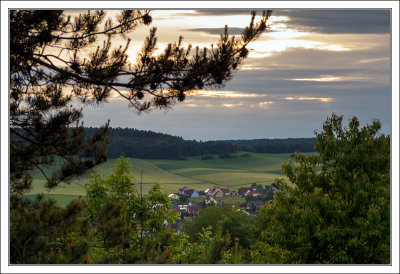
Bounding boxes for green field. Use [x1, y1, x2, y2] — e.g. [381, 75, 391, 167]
[23, 194, 87, 207]
[25, 152, 291, 204]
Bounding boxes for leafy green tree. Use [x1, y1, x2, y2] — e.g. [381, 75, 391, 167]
[181, 206, 258, 250]
[85, 157, 179, 261]
[177, 194, 189, 204]
[9, 9, 272, 263]
[99, 224, 232, 264]
[252, 114, 390, 264]
[168, 225, 232, 264]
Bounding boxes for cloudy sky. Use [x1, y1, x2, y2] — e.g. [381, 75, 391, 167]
[77, 8, 391, 140]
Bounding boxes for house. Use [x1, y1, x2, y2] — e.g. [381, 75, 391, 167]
[264, 183, 281, 200]
[271, 183, 280, 192]
[205, 197, 218, 206]
[211, 187, 224, 198]
[221, 188, 230, 196]
[169, 221, 183, 233]
[246, 201, 266, 211]
[164, 219, 183, 233]
[183, 188, 199, 197]
[206, 186, 218, 195]
[238, 187, 253, 195]
[206, 186, 224, 198]
[178, 186, 190, 195]
[230, 191, 238, 196]
[264, 185, 272, 192]
[179, 205, 188, 211]
[265, 183, 279, 193]
[187, 205, 202, 215]
[188, 201, 200, 207]
[168, 193, 179, 200]
[171, 204, 181, 214]
[246, 190, 259, 196]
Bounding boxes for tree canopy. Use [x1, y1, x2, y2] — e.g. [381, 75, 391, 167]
[85, 157, 179, 262]
[252, 114, 390, 264]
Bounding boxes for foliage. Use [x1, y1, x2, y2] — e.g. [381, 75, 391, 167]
[219, 153, 233, 159]
[85, 157, 179, 260]
[10, 195, 89, 264]
[230, 138, 317, 154]
[10, 9, 271, 264]
[252, 114, 390, 264]
[97, 127, 237, 159]
[86, 127, 317, 160]
[168, 226, 232, 264]
[177, 194, 189, 204]
[201, 154, 215, 160]
[181, 206, 258, 250]
[95, 224, 232, 264]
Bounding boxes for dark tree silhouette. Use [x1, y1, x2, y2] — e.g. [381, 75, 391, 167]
[9, 9, 272, 263]
[10, 9, 271, 192]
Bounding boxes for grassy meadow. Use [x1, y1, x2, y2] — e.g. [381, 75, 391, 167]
[24, 152, 291, 205]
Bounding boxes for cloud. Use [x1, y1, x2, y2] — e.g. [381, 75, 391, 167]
[255, 101, 274, 109]
[187, 10, 265, 16]
[183, 27, 276, 36]
[178, 10, 390, 35]
[274, 9, 390, 34]
[183, 27, 244, 35]
[189, 90, 267, 98]
[222, 103, 243, 108]
[287, 75, 370, 83]
[284, 96, 334, 102]
[76, 9, 391, 141]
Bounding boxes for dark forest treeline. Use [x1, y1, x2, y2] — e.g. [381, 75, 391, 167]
[85, 127, 317, 159]
[228, 138, 317, 154]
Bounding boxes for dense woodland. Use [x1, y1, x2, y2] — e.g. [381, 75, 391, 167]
[229, 138, 317, 154]
[85, 127, 316, 159]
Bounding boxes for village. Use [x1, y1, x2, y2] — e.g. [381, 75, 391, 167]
[166, 183, 280, 232]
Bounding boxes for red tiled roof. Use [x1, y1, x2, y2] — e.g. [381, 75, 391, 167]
[221, 188, 230, 193]
[187, 205, 202, 214]
[179, 186, 189, 192]
[210, 186, 221, 192]
[238, 187, 252, 194]
[184, 189, 195, 196]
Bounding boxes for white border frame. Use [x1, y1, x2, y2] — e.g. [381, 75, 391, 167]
[1, 1, 399, 273]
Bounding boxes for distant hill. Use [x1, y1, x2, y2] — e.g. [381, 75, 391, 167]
[85, 127, 316, 160]
[85, 127, 236, 160]
[228, 138, 317, 154]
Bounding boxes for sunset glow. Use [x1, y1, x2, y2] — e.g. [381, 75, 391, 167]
[290, 75, 342, 82]
[190, 90, 265, 98]
[284, 97, 334, 102]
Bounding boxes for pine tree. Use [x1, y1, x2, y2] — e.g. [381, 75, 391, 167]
[10, 9, 272, 263]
